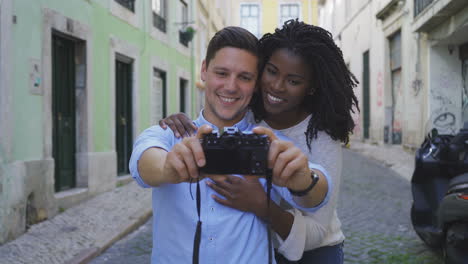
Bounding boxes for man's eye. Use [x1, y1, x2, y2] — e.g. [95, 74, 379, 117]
[240, 75, 252, 81]
[216, 72, 227, 77]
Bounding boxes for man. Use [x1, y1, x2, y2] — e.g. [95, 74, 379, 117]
[129, 26, 330, 264]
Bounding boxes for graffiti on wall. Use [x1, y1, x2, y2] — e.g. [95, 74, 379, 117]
[412, 79, 422, 97]
[353, 113, 361, 137]
[431, 89, 457, 134]
[391, 70, 403, 144]
[462, 60, 468, 123]
[376, 71, 383, 107]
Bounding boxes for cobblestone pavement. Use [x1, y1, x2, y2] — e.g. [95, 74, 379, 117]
[91, 149, 444, 264]
[339, 149, 442, 264]
[89, 218, 153, 264]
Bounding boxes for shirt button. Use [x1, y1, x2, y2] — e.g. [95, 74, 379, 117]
[209, 237, 214, 241]
[210, 207, 214, 212]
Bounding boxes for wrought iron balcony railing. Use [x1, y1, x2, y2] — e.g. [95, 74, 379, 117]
[115, 0, 135, 12]
[179, 30, 190, 47]
[153, 13, 166, 33]
[414, 0, 435, 17]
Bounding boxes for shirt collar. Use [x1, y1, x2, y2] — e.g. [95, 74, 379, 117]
[194, 109, 251, 132]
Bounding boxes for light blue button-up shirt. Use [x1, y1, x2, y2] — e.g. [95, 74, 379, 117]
[129, 111, 331, 264]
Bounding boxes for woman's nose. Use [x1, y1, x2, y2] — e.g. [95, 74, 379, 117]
[271, 78, 285, 92]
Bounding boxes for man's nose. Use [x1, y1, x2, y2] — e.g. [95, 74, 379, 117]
[224, 76, 238, 92]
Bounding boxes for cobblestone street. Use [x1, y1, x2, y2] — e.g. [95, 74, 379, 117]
[339, 149, 442, 264]
[90, 149, 444, 264]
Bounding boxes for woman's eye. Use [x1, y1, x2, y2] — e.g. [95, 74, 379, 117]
[266, 67, 276, 75]
[288, 79, 300, 85]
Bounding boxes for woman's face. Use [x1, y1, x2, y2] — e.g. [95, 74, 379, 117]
[260, 48, 312, 120]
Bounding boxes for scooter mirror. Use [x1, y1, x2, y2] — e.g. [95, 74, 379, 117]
[431, 128, 438, 139]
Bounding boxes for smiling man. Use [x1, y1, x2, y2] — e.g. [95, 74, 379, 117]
[129, 27, 330, 264]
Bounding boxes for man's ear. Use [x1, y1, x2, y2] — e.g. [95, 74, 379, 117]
[201, 60, 207, 82]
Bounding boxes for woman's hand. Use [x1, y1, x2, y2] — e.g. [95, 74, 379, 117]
[206, 175, 269, 219]
[159, 113, 197, 138]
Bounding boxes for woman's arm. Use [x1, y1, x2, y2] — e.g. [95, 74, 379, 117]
[206, 175, 294, 239]
[159, 113, 197, 138]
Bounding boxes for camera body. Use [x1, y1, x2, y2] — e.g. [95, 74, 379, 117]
[200, 127, 269, 175]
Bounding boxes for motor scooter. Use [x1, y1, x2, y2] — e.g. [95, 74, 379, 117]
[411, 122, 468, 264]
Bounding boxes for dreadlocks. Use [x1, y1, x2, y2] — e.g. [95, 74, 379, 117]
[252, 19, 359, 149]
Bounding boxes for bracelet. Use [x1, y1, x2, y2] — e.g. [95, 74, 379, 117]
[288, 170, 320, 197]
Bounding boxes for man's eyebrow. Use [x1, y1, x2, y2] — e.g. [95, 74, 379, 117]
[240, 71, 256, 77]
[212, 66, 228, 71]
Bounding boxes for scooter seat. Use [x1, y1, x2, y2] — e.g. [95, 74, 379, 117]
[447, 173, 468, 193]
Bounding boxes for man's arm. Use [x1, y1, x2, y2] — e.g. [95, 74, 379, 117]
[131, 125, 213, 187]
[138, 147, 169, 187]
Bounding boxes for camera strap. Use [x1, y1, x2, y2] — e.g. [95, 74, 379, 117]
[266, 169, 273, 264]
[192, 179, 202, 264]
[191, 170, 273, 264]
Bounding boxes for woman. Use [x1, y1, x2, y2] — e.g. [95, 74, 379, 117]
[160, 20, 359, 263]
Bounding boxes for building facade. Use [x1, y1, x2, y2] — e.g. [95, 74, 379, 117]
[193, 0, 234, 112]
[318, 0, 468, 148]
[232, 0, 318, 38]
[0, 0, 198, 244]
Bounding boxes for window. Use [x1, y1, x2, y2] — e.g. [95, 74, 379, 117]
[115, 0, 135, 12]
[153, 69, 167, 119]
[240, 4, 260, 37]
[279, 3, 300, 26]
[152, 0, 167, 32]
[414, 0, 435, 17]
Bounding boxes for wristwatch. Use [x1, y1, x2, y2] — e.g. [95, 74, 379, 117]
[288, 170, 320, 197]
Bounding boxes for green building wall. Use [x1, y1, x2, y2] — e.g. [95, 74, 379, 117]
[1, 0, 195, 244]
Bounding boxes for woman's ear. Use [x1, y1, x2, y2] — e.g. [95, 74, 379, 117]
[309, 86, 316, 96]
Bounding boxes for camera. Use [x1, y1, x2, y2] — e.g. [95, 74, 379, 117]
[200, 127, 269, 175]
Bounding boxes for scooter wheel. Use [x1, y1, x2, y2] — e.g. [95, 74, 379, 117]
[444, 223, 468, 264]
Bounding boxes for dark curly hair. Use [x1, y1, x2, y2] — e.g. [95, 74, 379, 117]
[251, 19, 359, 149]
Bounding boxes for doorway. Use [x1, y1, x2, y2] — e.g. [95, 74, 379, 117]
[115, 57, 133, 176]
[52, 34, 76, 192]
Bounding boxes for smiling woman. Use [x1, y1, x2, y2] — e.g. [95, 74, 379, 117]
[260, 48, 312, 129]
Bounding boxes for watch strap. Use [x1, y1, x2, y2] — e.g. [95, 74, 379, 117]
[288, 170, 320, 197]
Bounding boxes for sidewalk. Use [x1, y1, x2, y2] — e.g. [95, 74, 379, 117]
[0, 182, 152, 264]
[0, 141, 416, 264]
[347, 140, 415, 182]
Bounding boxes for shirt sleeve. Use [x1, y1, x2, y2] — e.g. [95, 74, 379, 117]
[129, 126, 175, 188]
[276, 132, 343, 257]
[272, 162, 332, 213]
[274, 209, 328, 260]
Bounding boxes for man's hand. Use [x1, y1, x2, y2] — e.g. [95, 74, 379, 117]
[162, 125, 212, 183]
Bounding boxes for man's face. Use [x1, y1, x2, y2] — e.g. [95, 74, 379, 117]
[201, 47, 258, 128]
